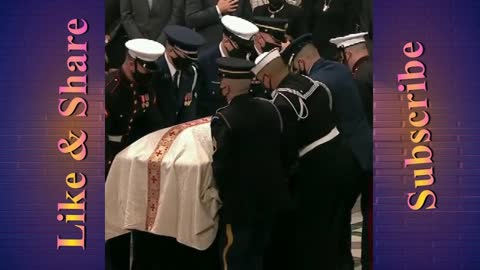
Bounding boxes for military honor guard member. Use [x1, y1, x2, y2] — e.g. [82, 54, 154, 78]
[212, 57, 290, 270]
[282, 33, 373, 270]
[331, 31, 373, 270]
[130, 27, 221, 270]
[330, 32, 373, 127]
[198, 15, 262, 117]
[105, 38, 166, 270]
[252, 49, 359, 270]
[152, 25, 206, 125]
[105, 38, 167, 174]
[253, 16, 289, 55]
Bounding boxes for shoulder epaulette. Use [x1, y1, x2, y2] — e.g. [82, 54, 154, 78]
[105, 69, 121, 94]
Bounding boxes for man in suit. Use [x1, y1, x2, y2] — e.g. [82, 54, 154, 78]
[106, 0, 127, 70]
[212, 57, 290, 270]
[152, 25, 206, 125]
[105, 38, 167, 270]
[252, 49, 358, 270]
[302, 0, 357, 60]
[120, 0, 176, 43]
[197, 15, 260, 117]
[252, 16, 289, 55]
[253, 0, 307, 39]
[185, 0, 253, 48]
[282, 33, 373, 270]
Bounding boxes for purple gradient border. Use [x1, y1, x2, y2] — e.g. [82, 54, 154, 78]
[0, 0, 104, 269]
[374, 0, 480, 269]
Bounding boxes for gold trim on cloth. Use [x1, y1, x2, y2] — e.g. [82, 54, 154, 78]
[146, 117, 211, 230]
[222, 224, 234, 270]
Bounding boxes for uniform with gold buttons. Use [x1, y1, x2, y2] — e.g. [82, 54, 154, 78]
[105, 39, 168, 174]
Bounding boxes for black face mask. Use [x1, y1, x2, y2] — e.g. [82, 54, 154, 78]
[338, 49, 349, 65]
[262, 42, 282, 53]
[226, 39, 250, 59]
[172, 56, 192, 71]
[228, 47, 248, 59]
[133, 60, 152, 88]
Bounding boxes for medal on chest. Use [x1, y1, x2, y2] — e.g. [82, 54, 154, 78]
[139, 94, 150, 112]
[184, 92, 193, 107]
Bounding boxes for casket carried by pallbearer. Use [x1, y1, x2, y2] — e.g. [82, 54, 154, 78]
[105, 117, 221, 250]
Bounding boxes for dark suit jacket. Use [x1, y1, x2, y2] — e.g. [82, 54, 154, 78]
[309, 58, 372, 173]
[120, 0, 175, 42]
[169, 0, 187, 26]
[106, 0, 121, 36]
[253, 3, 307, 39]
[185, 0, 253, 48]
[302, 0, 357, 60]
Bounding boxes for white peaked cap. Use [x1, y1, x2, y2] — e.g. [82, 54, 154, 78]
[329, 32, 369, 49]
[221, 15, 259, 40]
[251, 49, 281, 76]
[125, 38, 165, 62]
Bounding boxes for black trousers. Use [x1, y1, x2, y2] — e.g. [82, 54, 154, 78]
[131, 230, 219, 270]
[218, 218, 274, 270]
[105, 233, 131, 270]
[294, 138, 359, 270]
[263, 210, 296, 270]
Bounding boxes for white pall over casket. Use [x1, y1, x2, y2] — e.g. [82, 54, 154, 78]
[105, 117, 221, 251]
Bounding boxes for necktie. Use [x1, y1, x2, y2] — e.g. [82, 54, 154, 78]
[148, 0, 153, 10]
[173, 70, 181, 89]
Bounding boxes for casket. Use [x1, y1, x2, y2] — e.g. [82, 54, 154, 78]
[105, 117, 221, 250]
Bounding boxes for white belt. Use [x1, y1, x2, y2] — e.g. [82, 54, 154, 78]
[298, 127, 340, 158]
[107, 135, 123, 143]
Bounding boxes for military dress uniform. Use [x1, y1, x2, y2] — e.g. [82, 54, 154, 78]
[106, 39, 167, 174]
[352, 56, 373, 127]
[282, 33, 372, 269]
[351, 53, 373, 270]
[105, 69, 169, 168]
[252, 50, 359, 270]
[331, 32, 373, 270]
[212, 57, 290, 270]
[331, 32, 373, 128]
[150, 25, 206, 125]
[105, 38, 166, 270]
[153, 59, 202, 124]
